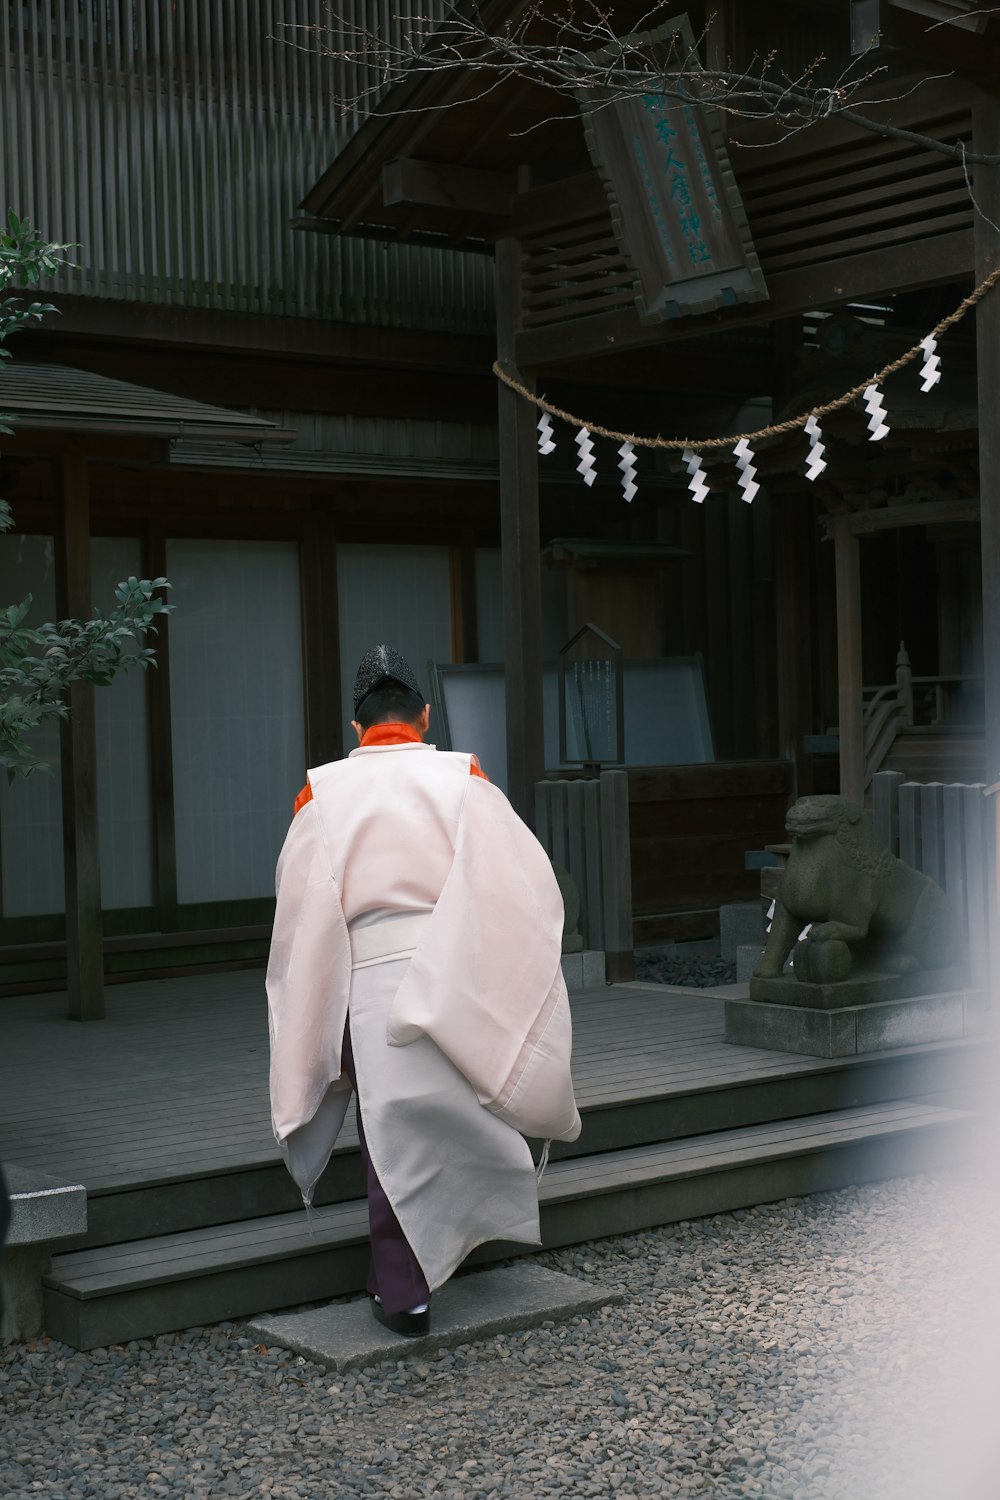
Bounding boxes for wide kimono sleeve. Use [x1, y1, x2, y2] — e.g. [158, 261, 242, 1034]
[265, 801, 353, 1204]
[386, 776, 582, 1144]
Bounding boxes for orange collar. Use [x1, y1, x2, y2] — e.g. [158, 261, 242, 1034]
[359, 722, 425, 748]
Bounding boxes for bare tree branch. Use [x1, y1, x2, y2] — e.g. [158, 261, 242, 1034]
[277, 2, 1000, 164]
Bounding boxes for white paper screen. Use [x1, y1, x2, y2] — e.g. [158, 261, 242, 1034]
[167, 539, 305, 905]
[0, 534, 63, 916]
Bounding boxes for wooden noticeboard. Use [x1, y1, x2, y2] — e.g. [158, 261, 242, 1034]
[580, 14, 768, 321]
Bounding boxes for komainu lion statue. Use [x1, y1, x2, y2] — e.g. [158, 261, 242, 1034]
[753, 795, 954, 985]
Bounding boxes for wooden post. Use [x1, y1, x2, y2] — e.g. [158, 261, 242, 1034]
[56, 453, 104, 1020]
[895, 642, 913, 725]
[966, 785, 992, 994]
[600, 768, 634, 983]
[833, 514, 864, 802]
[774, 493, 816, 798]
[975, 99, 1000, 791]
[453, 527, 479, 663]
[146, 520, 178, 931]
[898, 781, 920, 869]
[496, 223, 544, 827]
[871, 769, 905, 853]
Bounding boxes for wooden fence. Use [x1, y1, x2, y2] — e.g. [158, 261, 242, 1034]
[535, 771, 634, 983]
[871, 771, 995, 997]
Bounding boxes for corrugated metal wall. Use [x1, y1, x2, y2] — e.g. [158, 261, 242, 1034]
[1, 0, 493, 331]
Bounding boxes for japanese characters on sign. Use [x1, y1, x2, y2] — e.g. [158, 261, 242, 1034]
[580, 18, 767, 321]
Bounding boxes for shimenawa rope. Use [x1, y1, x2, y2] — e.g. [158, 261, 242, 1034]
[493, 261, 1000, 453]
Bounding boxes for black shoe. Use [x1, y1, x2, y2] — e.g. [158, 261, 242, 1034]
[370, 1295, 430, 1338]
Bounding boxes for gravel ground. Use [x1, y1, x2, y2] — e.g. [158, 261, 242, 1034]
[634, 949, 737, 988]
[3, 1167, 999, 1500]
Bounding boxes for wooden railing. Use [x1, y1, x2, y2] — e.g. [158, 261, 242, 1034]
[862, 644, 984, 788]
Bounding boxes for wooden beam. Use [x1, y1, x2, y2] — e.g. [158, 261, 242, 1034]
[382, 158, 514, 216]
[511, 173, 608, 237]
[515, 228, 972, 368]
[889, 0, 987, 33]
[821, 499, 981, 536]
[2, 431, 164, 462]
[28, 293, 498, 373]
[833, 514, 864, 803]
[496, 228, 544, 827]
[975, 96, 1000, 794]
[299, 5, 533, 224]
[56, 454, 105, 1020]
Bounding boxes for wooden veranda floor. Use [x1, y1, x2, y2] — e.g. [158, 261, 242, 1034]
[0, 969, 974, 1197]
[4, 969, 988, 1348]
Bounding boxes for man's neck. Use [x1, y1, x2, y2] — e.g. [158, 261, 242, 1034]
[359, 722, 424, 747]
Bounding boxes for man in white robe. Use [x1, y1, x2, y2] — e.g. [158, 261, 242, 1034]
[267, 645, 581, 1337]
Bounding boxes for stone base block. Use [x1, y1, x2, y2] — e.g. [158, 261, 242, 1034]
[6, 1167, 88, 1246]
[720, 902, 764, 962]
[561, 950, 605, 991]
[736, 944, 765, 985]
[1, 1245, 52, 1342]
[247, 1263, 620, 1374]
[2, 1167, 88, 1344]
[724, 988, 985, 1058]
[748, 966, 966, 1011]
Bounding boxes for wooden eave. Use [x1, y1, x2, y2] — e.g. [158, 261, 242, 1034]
[296, 0, 675, 247]
[295, 74, 586, 248]
[298, 19, 986, 367]
[1, 362, 297, 445]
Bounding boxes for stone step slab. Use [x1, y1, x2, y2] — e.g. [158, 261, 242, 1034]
[246, 1262, 619, 1373]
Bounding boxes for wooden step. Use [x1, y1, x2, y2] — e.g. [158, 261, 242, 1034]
[42, 1099, 974, 1350]
[63, 1032, 988, 1250]
[880, 728, 985, 785]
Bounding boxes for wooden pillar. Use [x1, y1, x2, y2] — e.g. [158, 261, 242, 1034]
[751, 494, 778, 760]
[974, 97, 1000, 790]
[453, 527, 480, 663]
[146, 520, 178, 931]
[833, 514, 864, 803]
[56, 453, 104, 1020]
[496, 228, 544, 827]
[774, 494, 816, 798]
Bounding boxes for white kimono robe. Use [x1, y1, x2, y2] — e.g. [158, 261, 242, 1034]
[266, 740, 582, 1291]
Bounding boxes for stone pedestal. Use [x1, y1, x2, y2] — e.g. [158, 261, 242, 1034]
[749, 966, 966, 1010]
[736, 943, 766, 984]
[719, 902, 764, 961]
[725, 968, 984, 1058]
[561, 950, 605, 992]
[2, 1166, 87, 1343]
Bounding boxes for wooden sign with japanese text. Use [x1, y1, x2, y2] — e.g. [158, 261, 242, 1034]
[581, 19, 768, 321]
